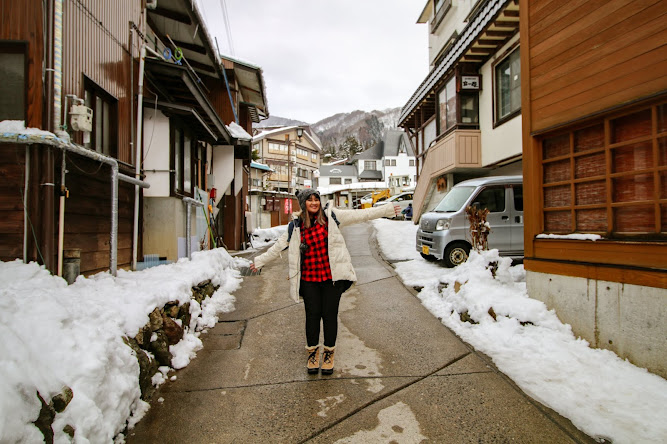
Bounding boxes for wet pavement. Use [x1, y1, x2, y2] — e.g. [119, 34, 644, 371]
[127, 221, 594, 443]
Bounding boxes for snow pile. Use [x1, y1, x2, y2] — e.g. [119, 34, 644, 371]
[373, 219, 667, 444]
[226, 121, 252, 141]
[249, 224, 288, 250]
[0, 248, 245, 442]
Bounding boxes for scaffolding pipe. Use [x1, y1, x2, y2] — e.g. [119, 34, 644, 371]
[182, 197, 204, 260]
[1, 132, 149, 276]
[132, 11, 147, 271]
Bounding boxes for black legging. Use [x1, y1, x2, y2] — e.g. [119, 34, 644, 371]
[299, 280, 344, 347]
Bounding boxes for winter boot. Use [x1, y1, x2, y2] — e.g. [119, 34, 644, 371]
[306, 345, 321, 374]
[321, 346, 335, 375]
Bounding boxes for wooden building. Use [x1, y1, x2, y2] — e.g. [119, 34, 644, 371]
[399, 0, 522, 223]
[520, 0, 667, 377]
[1, 0, 142, 275]
[0, 0, 268, 277]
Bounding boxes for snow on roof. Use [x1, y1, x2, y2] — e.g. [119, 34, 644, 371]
[226, 122, 252, 141]
[250, 161, 273, 172]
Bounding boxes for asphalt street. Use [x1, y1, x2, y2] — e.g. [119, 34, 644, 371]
[127, 221, 594, 443]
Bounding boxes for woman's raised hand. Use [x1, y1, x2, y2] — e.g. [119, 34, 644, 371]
[249, 262, 259, 272]
[393, 204, 401, 217]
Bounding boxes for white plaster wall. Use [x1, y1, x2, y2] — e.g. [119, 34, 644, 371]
[211, 145, 234, 207]
[143, 197, 192, 262]
[527, 271, 667, 378]
[428, 0, 477, 67]
[479, 34, 522, 167]
[142, 108, 171, 197]
[385, 153, 417, 188]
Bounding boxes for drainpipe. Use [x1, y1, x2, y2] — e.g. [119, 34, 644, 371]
[53, 0, 64, 275]
[132, 11, 147, 271]
[182, 197, 204, 259]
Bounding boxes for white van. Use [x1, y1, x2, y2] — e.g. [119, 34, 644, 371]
[416, 175, 523, 267]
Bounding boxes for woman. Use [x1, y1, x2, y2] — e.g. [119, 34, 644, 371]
[250, 189, 399, 375]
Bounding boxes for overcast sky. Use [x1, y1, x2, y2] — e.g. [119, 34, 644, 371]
[195, 0, 429, 124]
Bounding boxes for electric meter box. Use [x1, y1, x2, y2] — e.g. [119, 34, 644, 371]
[70, 104, 93, 132]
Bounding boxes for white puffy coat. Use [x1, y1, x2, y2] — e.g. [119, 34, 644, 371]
[253, 203, 395, 302]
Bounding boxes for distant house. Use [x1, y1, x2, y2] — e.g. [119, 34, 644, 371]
[399, 0, 522, 222]
[318, 165, 359, 188]
[520, 0, 667, 378]
[252, 126, 323, 192]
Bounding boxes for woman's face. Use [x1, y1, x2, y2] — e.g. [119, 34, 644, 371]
[305, 194, 320, 215]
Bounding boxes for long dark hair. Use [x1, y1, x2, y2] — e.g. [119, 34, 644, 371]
[299, 198, 327, 229]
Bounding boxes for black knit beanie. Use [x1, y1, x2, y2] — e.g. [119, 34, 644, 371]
[295, 188, 320, 212]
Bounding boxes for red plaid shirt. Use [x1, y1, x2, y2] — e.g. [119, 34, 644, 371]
[300, 220, 332, 282]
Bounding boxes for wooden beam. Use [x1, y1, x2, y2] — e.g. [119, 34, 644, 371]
[170, 40, 207, 55]
[486, 30, 514, 37]
[494, 20, 519, 28]
[503, 10, 520, 18]
[149, 7, 192, 25]
[469, 47, 494, 53]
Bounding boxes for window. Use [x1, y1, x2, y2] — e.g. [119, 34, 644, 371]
[495, 47, 521, 123]
[268, 142, 287, 154]
[409, 159, 415, 167]
[472, 187, 506, 213]
[193, 142, 207, 190]
[0, 42, 26, 121]
[438, 76, 457, 133]
[171, 121, 194, 196]
[540, 101, 667, 237]
[345, 178, 352, 184]
[364, 161, 377, 170]
[431, 0, 452, 33]
[330, 177, 342, 185]
[311, 152, 317, 163]
[385, 159, 390, 166]
[84, 78, 117, 157]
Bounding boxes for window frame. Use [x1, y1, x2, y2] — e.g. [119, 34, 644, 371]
[539, 100, 667, 239]
[0, 41, 28, 122]
[493, 45, 521, 127]
[170, 118, 196, 197]
[83, 76, 118, 158]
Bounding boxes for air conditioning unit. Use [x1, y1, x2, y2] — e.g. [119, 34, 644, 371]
[70, 104, 93, 132]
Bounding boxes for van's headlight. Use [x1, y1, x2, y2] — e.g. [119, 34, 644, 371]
[435, 219, 451, 231]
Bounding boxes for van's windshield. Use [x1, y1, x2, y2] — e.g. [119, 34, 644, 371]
[433, 186, 475, 212]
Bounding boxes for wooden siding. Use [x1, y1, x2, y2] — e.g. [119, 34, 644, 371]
[521, 0, 667, 288]
[527, 0, 667, 133]
[412, 129, 481, 221]
[0, 146, 26, 261]
[207, 80, 237, 128]
[59, 154, 135, 274]
[0, 0, 44, 128]
[61, 0, 142, 164]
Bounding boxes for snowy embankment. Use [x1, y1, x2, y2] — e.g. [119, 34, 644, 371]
[0, 248, 250, 443]
[372, 218, 667, 444]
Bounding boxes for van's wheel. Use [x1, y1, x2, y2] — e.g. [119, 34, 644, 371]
[420, 252, 437, 262]
[443, 242, 471, 268]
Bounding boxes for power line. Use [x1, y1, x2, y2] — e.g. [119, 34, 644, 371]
[219, 0, 235, 56]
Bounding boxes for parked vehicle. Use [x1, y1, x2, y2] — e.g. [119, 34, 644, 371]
[373, 191, 413, 219]
[416, 176, 523, 267]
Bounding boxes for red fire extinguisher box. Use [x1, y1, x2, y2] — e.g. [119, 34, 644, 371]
[209, 188, 217, 199]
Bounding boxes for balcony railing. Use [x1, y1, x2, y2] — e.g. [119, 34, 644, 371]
[413, 129, 481, 221]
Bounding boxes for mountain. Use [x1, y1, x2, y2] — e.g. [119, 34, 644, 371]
[311, 108, 401, 153]
[253, 108, 402, 158]
[254, 115, 310, 128]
